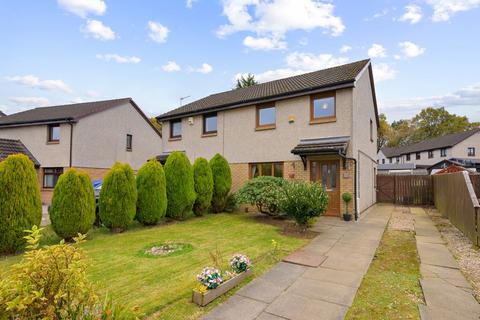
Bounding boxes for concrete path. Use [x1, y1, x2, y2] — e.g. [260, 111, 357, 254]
[203, 204, 391, 320]
[412, 207, 480, 320]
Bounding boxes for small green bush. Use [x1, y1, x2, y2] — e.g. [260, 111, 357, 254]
[164, 152, 196, 220]
[49, 169, 95, 240]
[98, 162, 137, 232]
[342, 192, 353, 214]
[235, 176, 286, 216]
[224, 192, 239, 213]
[0, 154, 42, 254]
[280, 181, 329, 228]
[209, 153, 232, 213]
[136, 159, 167, 225]
[193, 157, 213, 216]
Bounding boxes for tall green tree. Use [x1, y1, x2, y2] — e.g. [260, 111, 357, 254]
[236, 73, 258, 89]
[192, 157, 213, 216]
[0, 154, 42, 254]
[209, 153, 232, 213]
[136, 159, 167, 225]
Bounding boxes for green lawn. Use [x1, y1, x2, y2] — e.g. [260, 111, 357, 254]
[345, 230, 423, 320]
[0, 212, 307, 319]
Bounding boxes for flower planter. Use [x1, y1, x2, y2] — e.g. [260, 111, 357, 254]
[192, 269, 252, 306]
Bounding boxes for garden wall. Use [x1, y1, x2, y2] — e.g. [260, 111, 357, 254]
[433, 171, 480, 245]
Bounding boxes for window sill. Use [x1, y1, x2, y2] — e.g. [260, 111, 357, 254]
[309, 117, 336, 125]
[126, 148, 132, 152]
[47, 141, 60, 145]
[169, 137, 182, 141]
[202, 132, 217, 138]
[255, 125, 276, 131]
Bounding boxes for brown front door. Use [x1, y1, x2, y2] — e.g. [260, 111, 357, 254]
[310, 160, 340, 216]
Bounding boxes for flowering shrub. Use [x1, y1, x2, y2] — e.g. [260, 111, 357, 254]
[196, 267, 223, 290]
[230, 254, 251, 273]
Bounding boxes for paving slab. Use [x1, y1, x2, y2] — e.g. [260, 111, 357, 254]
[255, 312, 287, 320]
[259, 262, 307, 288]
[415, 235, 445, 244]
[321, 251, 373, 273]
[202, 295, 267, 320]
[419, 304, 479, 320]
[420, 264, 472, 289]
[302, 266, 364, 288]
[237, 278, 286, 304]
[326, 243, 376, 258]
[266, 292, 347, 320]
[417, 242, 459, 269]
[282, 250, 327, 267]
[287, 277, 357, 306]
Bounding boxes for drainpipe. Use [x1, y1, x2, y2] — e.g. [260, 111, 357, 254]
[69, 122, 73, 167]
[338, 151, 358, 221]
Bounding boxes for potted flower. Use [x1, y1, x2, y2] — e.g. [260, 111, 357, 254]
[342, 192, 353, 221]
[192, 254, 252, 306]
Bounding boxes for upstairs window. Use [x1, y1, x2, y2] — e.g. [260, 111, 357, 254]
[382, 159, 385, 164]
[250, 162, 283, 178]
[406, 154, 411, 161]
[43, 168, 63, 188]
[203, 113, 217, 135]
[370, 119, 374, 142]
[396, 157, 400, 163]
[440, 148, 447, 157]
[428, 150, 434, 158]
[256, 104, 276, 129]
[47, 124, 60, 143]
[389, 158, 392, 164]
[468, 147, 476, 157]
[126, 134, 133, 151]
[416, 152, 421, 160]
[310, 93, 335, 123]
[170, 119, 182, 139]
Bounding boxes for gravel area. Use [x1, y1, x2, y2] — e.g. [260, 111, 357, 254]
[388, 206, 415, 231]
[426, 208, 480, 301]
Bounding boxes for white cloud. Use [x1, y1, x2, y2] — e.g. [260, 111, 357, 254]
[243, 35, 287, 50]
[5, 75, 73, 93]
[57, 0, 106, 18]
[372, 63, 397, 82]
[83, 19, 115, 40]
[162, 61, 181, 72]
[368, 44, 387, 58]
[254, 52, 349, 82]
[399, 41, 425, 58]
[340, 45, 352, 53]
[194, 63, 213, 74]
[96, 53, 141, 64]
[217, 0, 345, 49]
[148, 21, 169, 43]
[9, 97, 50, 107]
[399, 5, 423, 24]
[186, 0, 197, 8]
[86, 90, 99, 97]
[427, 0, 480, 22]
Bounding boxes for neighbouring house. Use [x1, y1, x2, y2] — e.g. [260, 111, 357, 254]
[0, 138, 40, 167]
[0, 98, 162, 203]
[0, 111, 6, 117]
[378, 128, 480, 168]
[377, 162, 428, 175]
[156, 59, 378, 218]
[428, 158, 480, 174]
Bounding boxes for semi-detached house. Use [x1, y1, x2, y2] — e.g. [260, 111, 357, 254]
[157, 59, 379, 218]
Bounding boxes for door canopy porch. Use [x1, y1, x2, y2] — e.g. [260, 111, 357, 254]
[291, 136, 350, 169]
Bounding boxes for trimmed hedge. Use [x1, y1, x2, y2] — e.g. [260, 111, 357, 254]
[193, 157, 213, 216]
[49, 169, 96, 240]
[136, 159, 167, 225]
[164, 152, 196, 220]
[98, 162, 137, 232]
[0, 154, 42, 254]
[209, 153, 232, 213]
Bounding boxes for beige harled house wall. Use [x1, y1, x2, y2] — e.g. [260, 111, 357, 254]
[452, 132, 480, 158]
[162, 67, 378, 216]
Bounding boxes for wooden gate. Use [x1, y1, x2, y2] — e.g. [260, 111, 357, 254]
[376, 175, 433, 205]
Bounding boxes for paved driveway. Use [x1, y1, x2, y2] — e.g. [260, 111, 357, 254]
[203, 204, 391, 320]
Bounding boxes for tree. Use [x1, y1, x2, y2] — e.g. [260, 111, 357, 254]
[98, 162, 137, 232]
[209, 153, 232, 213]
[136, 159, 167, 225]
[164, 152, 196, 220]
[377, 113, 392, 150]
[236, 73, 258, 89]
[390, 119, 416, 146]
[49, 169, 96, 240]
[0, 154, 42, 254]
[150, 117, 162, 133]
[193, 157, 214, 216]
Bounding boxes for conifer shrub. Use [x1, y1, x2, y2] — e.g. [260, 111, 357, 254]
[235, 176, 287, 216]
[164, 152, 196, 220]
[98, 162, 137, 232]
[49, 169, 95, 240]
[136, 159, 167, 225]
[193, 157, 213, 216]
[0, 154, 42, 254]
[209, 153, 232, 213]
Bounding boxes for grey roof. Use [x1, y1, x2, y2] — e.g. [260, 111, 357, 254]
[157, 59, 372, 120]
[0, 138, 40, 167]
[380, 128, 480, 157]
[0, 111, 5, 117]
[378, 163, 416, 170]
[291, 136, 350, 155]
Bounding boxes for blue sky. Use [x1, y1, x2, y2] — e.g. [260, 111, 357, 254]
[1, 0, 480, 122]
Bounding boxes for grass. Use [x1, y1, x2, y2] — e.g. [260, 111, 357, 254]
[345, 229, 423, 320]
[0, 212, 307, 319]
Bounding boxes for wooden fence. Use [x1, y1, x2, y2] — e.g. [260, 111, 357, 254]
[433, 172, 480, 246]
[376, 175, 433, 205]
[470, 174, 480, 199]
